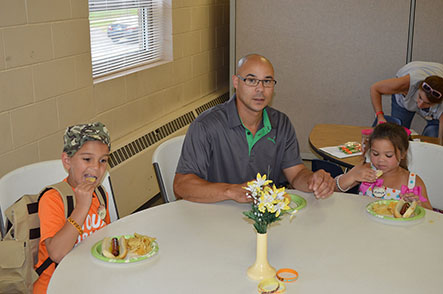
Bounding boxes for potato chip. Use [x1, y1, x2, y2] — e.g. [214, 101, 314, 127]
[86, 177, 96, 183]
[127, 233, 156, 256]
[372, 202, 397, 216]
[375, 170, 383, 178]
[372, 203, 391, 216]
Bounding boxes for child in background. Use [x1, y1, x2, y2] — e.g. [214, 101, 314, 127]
[34, 122, 112, 294]
[335, 123, 433, 210]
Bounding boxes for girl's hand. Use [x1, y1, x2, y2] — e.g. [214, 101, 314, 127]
[400, 193, 430, 210]
[401, 192, 420, 204]
[349, 164, 377, 183]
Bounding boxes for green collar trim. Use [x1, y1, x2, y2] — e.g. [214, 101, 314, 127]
[243, 109, 272, 156]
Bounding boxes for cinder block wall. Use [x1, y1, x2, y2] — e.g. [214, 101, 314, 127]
[0, 0, 230, 178]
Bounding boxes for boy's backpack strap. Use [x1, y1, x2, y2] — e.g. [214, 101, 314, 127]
[95, 185, 107, 209]
[33, 182, 75, 275]
[35, 257, 55, 276]
[39, 182, 108, 217]
[40, 181, 76, 218]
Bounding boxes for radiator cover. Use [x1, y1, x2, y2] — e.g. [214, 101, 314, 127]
[109, 91, 229, 217]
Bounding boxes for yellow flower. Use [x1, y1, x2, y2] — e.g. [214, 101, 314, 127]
[258, 203, 266, 213]
[245, 173, 273, 199]
[256, 173, 272, 187]
[273, 197, 290, 217]
[258, 190, 274, 213]
[271, 185, 286, 202]
[243, 173, 297, 234]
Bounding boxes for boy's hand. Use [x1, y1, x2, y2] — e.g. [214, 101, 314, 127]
[74, 178, 97, 209]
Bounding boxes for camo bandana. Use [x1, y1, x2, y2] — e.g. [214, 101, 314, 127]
[63, 122, 111, 156]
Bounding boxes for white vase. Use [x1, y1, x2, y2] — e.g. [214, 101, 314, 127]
[247, 232, 276, 280]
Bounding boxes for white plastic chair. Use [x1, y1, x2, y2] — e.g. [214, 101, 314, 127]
[408, 141, 443, 210]
[152, 135, 185, 203]
[0, 160, 119, 237]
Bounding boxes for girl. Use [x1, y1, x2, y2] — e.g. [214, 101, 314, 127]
[335, 123, 433, 210]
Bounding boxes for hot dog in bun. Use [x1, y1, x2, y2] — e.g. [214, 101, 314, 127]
[393, 199, 417, 218]
[102, 236, 128, 259]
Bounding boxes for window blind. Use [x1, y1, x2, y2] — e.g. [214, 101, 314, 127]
[88, 0, 164, 78]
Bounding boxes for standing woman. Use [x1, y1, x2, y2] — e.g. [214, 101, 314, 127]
[370, 61, 443, 145]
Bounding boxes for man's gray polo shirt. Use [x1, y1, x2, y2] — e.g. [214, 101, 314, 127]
[176, 95, 303, 186]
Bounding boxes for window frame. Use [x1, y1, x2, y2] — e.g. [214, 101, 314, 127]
[88, 0, 171, 82]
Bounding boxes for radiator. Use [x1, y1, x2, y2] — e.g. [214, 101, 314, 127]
[108, 91, 229, 217]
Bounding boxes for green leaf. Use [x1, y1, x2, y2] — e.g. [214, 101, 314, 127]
[254, 222, 267, 234]
[243, 210, 257, 221]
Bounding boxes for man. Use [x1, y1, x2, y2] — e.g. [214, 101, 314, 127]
[174, 54, 335, 203]
[370, 61, 443, 145]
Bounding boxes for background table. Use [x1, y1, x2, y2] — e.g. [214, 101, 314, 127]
[48, 191, 443, 294]
[309, 124, 439, 168]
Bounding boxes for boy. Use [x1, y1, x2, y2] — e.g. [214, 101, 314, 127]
[34, 122, 111, 294]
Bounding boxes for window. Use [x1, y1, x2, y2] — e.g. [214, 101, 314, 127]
[88, 0, 166, 79]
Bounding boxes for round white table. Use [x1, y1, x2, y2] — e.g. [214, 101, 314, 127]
[48, 191, 443, 293]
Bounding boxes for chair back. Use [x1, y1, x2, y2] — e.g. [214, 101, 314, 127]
[0, 160, 118, 237]
[152, 135, 185, 203]
[371, 115, 402, 127]
[408, 141, 443, 210]
[311, 159, 360, 194]
[311, 159, 343, 178]
[422, 124, 439, 137]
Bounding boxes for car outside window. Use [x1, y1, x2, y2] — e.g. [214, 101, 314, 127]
[88, 0, 164, 79]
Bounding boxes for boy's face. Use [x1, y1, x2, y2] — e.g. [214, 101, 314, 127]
[62, 141, 110, 188]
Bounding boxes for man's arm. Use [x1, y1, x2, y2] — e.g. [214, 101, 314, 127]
[370, 75, 410, 123]
[283, 164, 335, 198]
[173, 173, 251, 203]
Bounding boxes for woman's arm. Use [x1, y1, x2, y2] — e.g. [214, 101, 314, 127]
[370, 75, 410, 123]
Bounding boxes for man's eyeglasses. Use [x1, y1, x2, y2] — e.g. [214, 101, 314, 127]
[237, 75, 277, 88]
[422, 82, 442, 99]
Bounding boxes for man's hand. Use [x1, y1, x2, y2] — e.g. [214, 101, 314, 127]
[174, 173, 254, 203]
[225, 183, 253, 203]
[308, 169, 335, 198]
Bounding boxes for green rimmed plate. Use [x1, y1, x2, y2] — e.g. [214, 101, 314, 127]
[366, 200, 425, 225]
[288, 193, 307, 212]
[91, 234, 159, 263]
